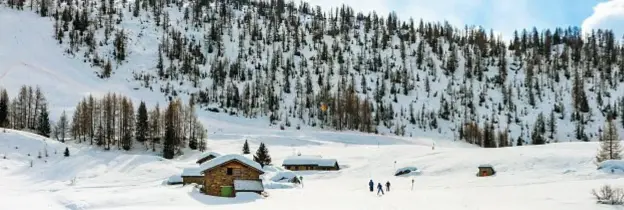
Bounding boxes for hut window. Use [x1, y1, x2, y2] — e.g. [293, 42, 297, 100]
[227, 168, 233, 175]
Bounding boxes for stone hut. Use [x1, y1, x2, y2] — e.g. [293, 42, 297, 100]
[196, 151, 222, 165]
[477, 164, 496, 177]
[198, 154, 265, 197]
[282, 155, 340, 171]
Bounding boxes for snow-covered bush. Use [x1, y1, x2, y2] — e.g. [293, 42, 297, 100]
[592, 185, 624, 205]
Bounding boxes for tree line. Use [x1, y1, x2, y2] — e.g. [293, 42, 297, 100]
[0, 85, 51, 137]
[69, 93, 208, 158]
[0, 85, 208, 159]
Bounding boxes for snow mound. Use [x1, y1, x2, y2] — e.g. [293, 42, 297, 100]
[270, 171, 299, 182]
[597, 160, 624, 174]
[395, 166, 422, 176]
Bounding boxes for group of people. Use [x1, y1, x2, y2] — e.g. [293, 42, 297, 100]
[368, 180, 391, 195]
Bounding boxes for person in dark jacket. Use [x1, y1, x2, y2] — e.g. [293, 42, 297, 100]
[377, 183, 384, 195]
[385, 181, 391, 192]
[369, 180, 374, 192]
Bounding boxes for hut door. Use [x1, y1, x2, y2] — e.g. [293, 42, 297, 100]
[220, 186, 234, 197]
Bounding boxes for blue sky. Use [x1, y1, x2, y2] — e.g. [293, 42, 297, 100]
[306, 0, 624, 40]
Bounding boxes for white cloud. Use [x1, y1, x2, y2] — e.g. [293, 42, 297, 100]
[582, 0, 624, 38]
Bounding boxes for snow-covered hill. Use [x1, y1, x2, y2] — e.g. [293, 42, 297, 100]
[3, 0, 624, 147]
[1, 124, 623, 210]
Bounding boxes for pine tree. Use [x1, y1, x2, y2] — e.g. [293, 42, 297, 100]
[64, 147, 70, 157]
[135, 101, 149, 146]
[531, 113, 546, 145]
[242, 139, 250, 154]
[596, 119, 622, 163]
[37, 104, 51, 137]
[163, 101, 176, 159]
[253, 142, 271, 167]
[548, 109, 556, 140]
[0, 89, 8, 127]
[516, 136, 524, 146]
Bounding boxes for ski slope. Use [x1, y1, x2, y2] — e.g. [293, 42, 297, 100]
[1, 128, 623, 210]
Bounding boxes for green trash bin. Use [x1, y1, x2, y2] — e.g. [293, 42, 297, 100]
[220, 186, 234, 197]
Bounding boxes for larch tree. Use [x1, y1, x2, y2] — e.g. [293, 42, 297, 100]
[596, 119, 622, 164]
[57, 110, 69, 142]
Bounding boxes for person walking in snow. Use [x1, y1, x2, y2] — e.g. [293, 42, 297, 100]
[377, 183, 384, 195]
[385, 181, 391, 192]
[369, 179, 374, 192]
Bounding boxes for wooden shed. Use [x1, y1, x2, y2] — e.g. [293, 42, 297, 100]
[181, 168, 204, 185]
[477, 164, 496, 177]
[198, 154, 265, 197]
[196, 152, 222, 165]
[282, 155, 340, 171]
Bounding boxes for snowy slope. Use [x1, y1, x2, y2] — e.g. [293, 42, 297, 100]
[3, 0, 622, 145]
[1, 127, 624, 210]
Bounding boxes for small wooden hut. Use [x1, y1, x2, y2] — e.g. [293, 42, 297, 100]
[181, 168, 204, 185]
[477, 164, 496, 177]
[198, 154, 265, 197]
[282, 155, 340, 171]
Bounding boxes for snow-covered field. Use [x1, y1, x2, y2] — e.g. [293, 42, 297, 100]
[1, 128, 624, 210]
[1, 5, 624, 210]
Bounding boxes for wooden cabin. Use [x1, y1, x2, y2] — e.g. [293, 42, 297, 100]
[196, 152, 222, 165]
[282, 155, 340, 171]
[198, 154, 265, 197]
[477, 164, 496, 177]
[181, 168, 204, 185]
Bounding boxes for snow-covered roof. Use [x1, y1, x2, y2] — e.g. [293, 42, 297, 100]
[181, 168, 202, 177]
[198, 154, 264, 174]
[282, 155, 338, 167]
[478, 164, 494, 168]
[167, 175, 183, 184]
[234, 180, 264, 192]
[197, 152, 222, 160]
